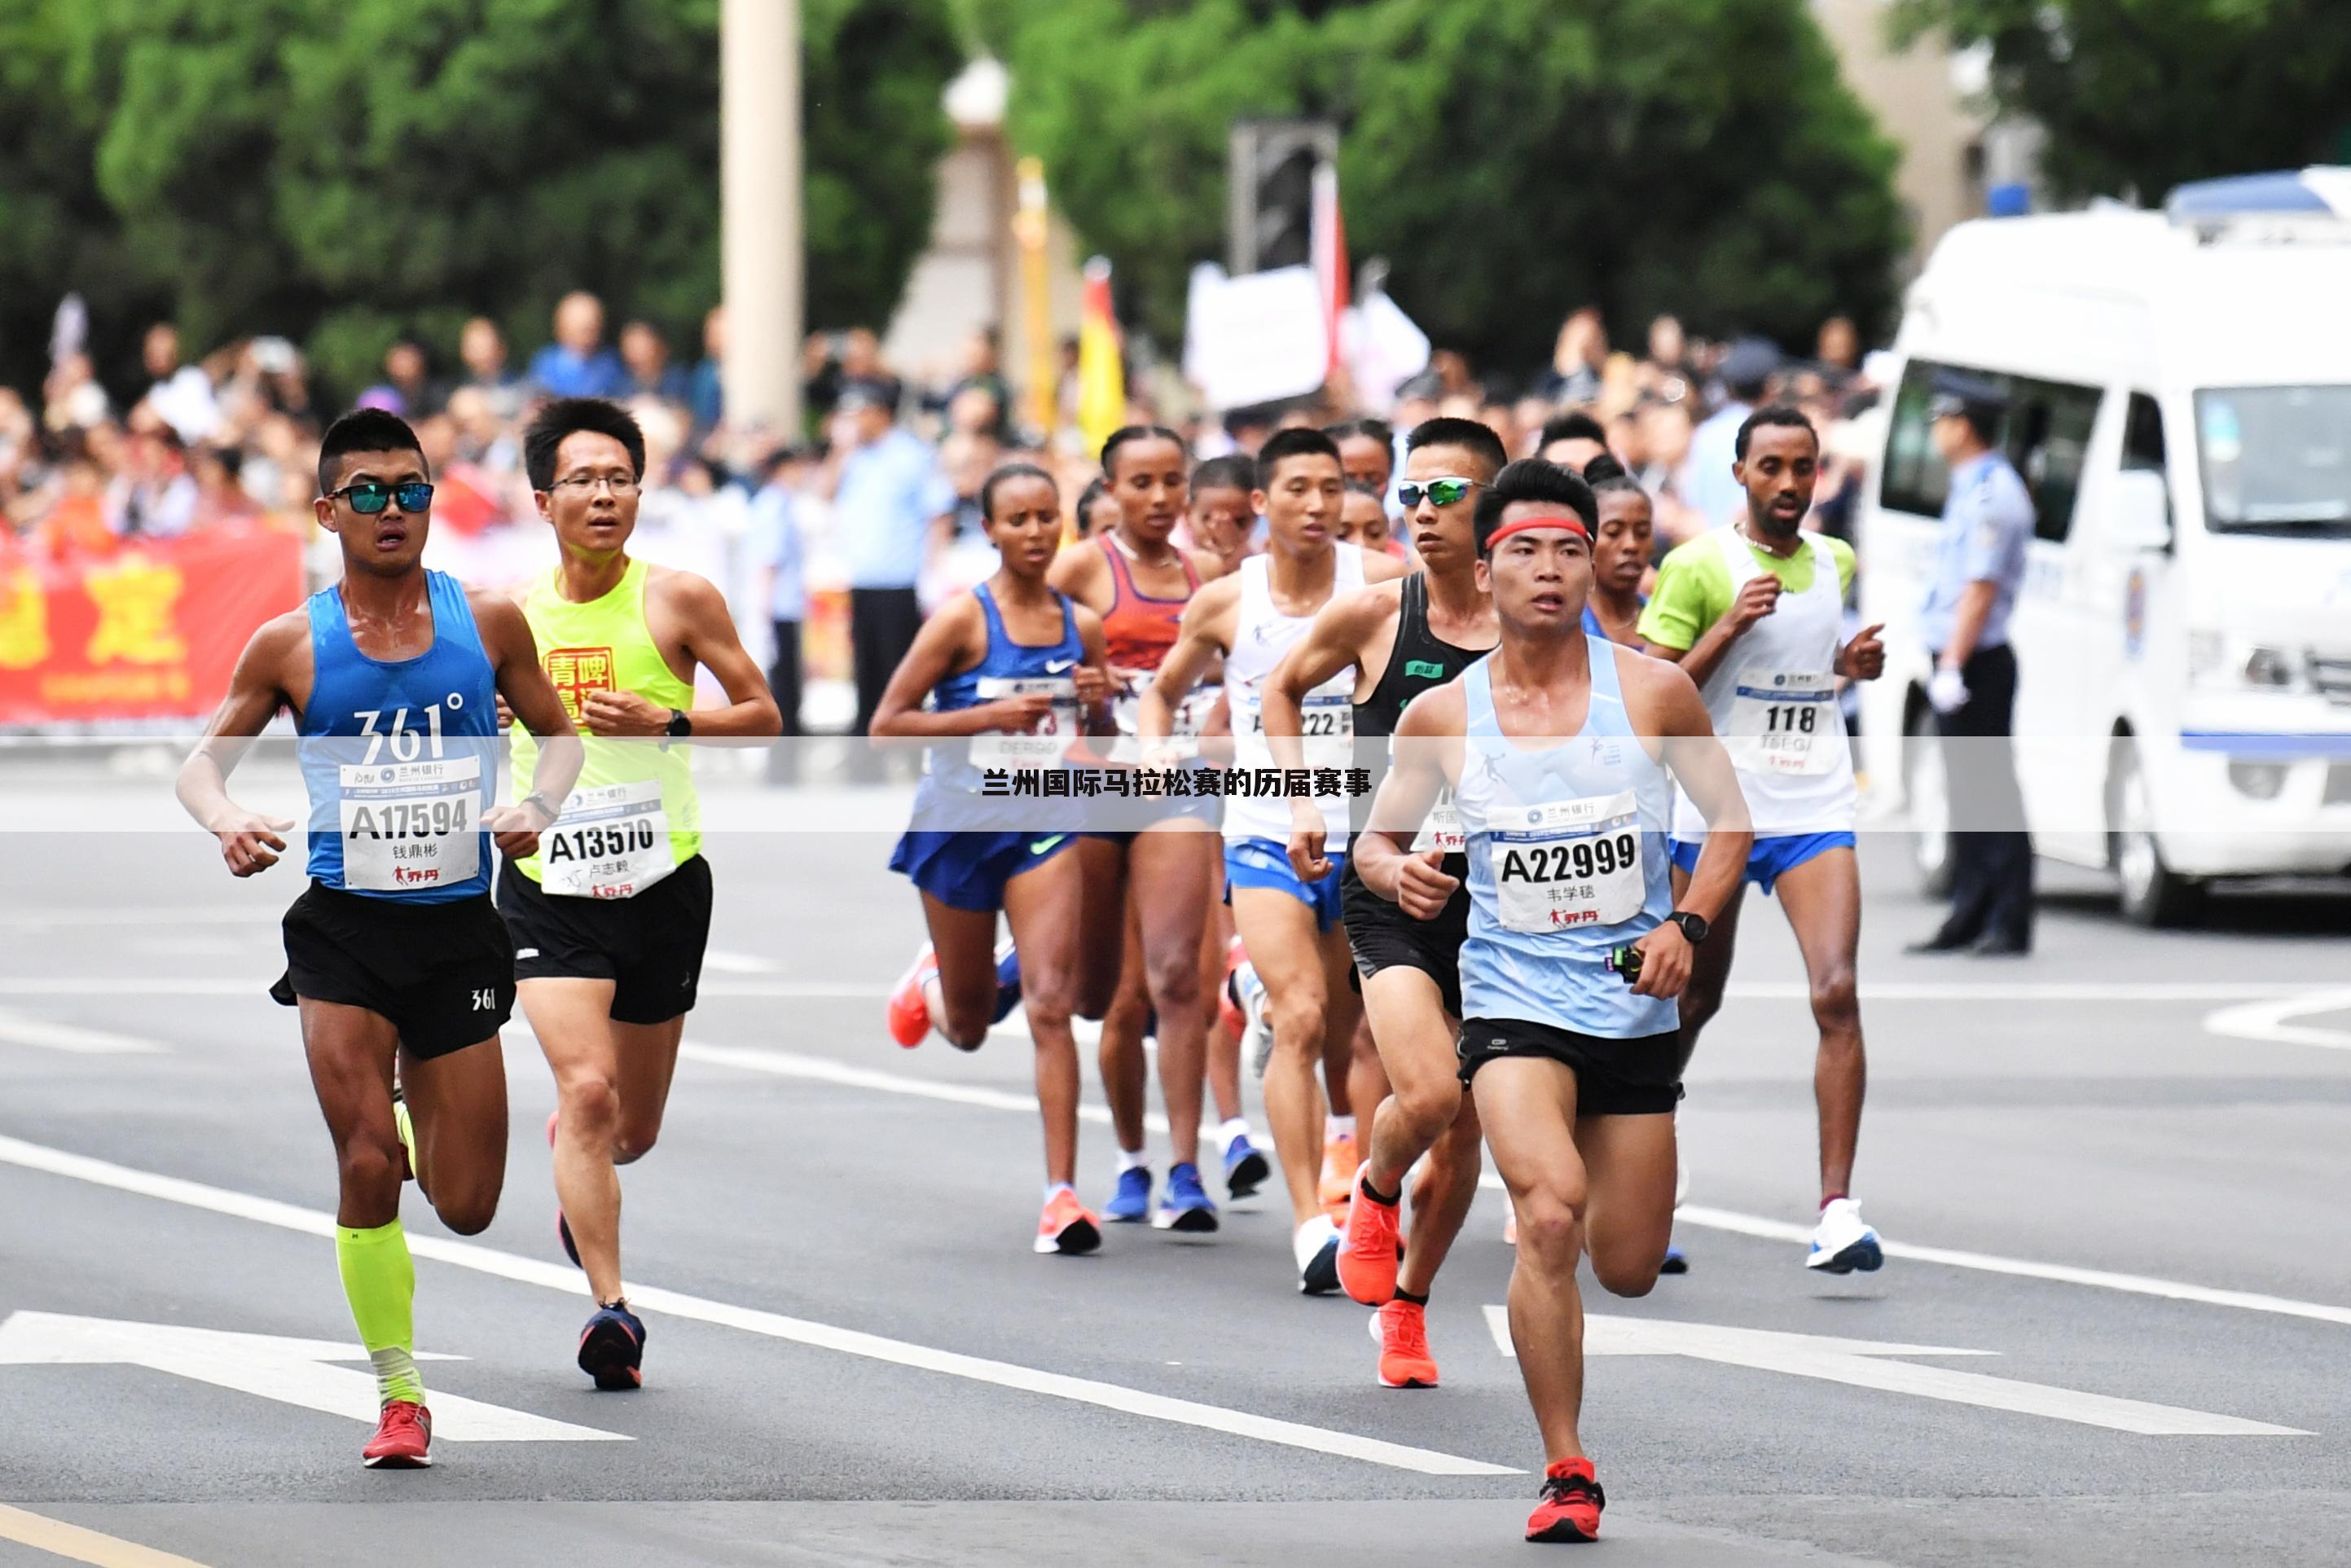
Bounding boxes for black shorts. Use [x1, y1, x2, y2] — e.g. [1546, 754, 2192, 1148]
[271, 882, 515, 1060]
[498, 853, 714, 1025]
[1457, 1017, 1683, 1116]
[1341, 857, 1468, 1020]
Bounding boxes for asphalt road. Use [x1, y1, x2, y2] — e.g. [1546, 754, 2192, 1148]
[3, 771, 2350, 1566]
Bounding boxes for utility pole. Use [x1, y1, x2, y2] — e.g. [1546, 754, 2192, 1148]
[721, 0, 803, 437]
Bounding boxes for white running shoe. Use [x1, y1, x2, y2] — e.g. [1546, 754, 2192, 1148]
[1235, 963, 1275, 1078]
[1293, 1214, 1342, 1294]
[1805, 1197, 1883, 1274]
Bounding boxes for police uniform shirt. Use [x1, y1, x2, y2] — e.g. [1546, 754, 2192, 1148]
[1920, 450, 2035, 653]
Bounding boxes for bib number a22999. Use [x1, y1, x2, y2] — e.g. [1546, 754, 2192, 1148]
[1489, 788, 1646, 932]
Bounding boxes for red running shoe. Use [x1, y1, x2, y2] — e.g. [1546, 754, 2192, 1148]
[1525, 1457, 1605, 1543]
[886, 944, 939, 1048]
[1219, 933, 1248, 1041]
[1371, 1297, 1439, 1389]
[363, 1399, 432, 1468]
[1336, 1164, 1401, 1305]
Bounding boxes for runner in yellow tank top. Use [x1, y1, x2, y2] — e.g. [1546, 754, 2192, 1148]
[498, 398, 780, 1394]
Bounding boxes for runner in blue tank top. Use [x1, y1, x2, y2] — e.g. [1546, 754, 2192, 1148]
[873, 463, 1117, 1258]
[177, 409, 581, 1471]
[1352, 464, 1751, 1545]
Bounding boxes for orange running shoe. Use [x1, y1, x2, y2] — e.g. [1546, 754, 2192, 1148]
[363, 1399, 432, 1468]
[1525, 1457, 1605, 1543]
[885, 944, 938, 1048]
[1336, 1163, 1402, 1305]
[1371, 1297, 1439, 1388]
[1318, 1133, 1360, 1209]
[1033, 1188, 1103, 1256]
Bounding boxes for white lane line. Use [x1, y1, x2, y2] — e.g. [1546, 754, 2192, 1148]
[2203, 989, 2351, 1052]
[0, 1133, 1514, 1478]
[0, 907, 279, 929]
[0, 1011, 165, 1055]
[677, 1043, 2351, 1333]
[700, 949, 780, 976]
[0, 1500, 215, 1568]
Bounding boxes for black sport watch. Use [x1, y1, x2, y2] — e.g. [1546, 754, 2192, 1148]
[1666, 911, 1710, 945]
[665, 708, 693, 738]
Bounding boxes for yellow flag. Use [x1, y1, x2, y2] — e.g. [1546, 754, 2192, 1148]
[1076, 256, 1125, 459]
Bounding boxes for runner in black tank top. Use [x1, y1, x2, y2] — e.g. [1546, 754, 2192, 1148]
[1253, 417, 1505, 1390]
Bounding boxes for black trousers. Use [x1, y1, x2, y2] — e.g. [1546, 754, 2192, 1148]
[850, 587, 921, 737]
[1932, 640, 2035, 946]
[765, 618, 803, 784]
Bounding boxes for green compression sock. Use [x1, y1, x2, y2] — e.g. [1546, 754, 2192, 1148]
[336, 1219, 424, 1405]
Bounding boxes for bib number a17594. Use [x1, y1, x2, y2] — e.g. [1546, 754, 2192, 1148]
[1488, 788, 1646, 932]
[538, 778, 675, 899]
[1726, 668, 1839, 776]
[339, 755, 482, 892]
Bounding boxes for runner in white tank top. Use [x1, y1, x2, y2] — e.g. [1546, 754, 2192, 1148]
[1635, 405, 1890, 1276]
[1142, 428, 1408, 1294]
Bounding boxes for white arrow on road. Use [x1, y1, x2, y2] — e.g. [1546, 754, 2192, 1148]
[1482, 1308, 2308, 1437]
[0, 1311, 626, 1443]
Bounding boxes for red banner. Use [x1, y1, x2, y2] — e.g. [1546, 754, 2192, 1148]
[0, 527, 305, 724]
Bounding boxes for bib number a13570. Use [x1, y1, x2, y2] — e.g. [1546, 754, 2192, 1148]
[1489, 788, 1646, 932]
[538, 778, 675, 899]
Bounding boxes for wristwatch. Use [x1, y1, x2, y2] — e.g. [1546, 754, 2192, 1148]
[1666, 911, 1710, 945]
[666, 708, 693, 738]
[518, 791, 558, 828]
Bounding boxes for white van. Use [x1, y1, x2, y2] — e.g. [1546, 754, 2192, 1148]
[1855, 171, 2351, 925]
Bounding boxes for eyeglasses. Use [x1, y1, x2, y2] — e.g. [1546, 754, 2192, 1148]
[327, 481, 434, 514]
[1398, 477, 1481, 508]
[548, 473, 641, 495]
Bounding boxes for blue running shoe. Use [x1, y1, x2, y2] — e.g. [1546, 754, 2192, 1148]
[1659, 1243, 1689, 1276]
[1104, 1166, 1152, 1223]
[577, 1301, 645, 1390]
[1154, 1162, 1219, 1232]
[1222, 1134, 1270, 1199]
[1805, 1197, 1883, 1274]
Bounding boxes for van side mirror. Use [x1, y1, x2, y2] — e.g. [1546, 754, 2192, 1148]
[2107, 470, 2173, 551]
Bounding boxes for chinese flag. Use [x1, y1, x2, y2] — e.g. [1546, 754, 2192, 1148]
[1075, 257, 1125, 460]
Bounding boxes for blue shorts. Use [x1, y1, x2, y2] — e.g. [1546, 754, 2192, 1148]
[1669, 831, 1855, 898]
[1223, 837, 1347, 932]
[890, 829, 1076, 913]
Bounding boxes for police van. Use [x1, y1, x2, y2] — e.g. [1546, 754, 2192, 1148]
[1856, 169, 2351, 925]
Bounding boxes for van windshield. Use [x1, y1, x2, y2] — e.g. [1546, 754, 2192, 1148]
[2196, 386, 2351, 535]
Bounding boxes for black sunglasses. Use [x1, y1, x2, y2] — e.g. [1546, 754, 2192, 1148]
[327, 481, 434, 515]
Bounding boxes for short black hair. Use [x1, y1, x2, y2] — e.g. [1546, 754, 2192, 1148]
[1474, 458, 1597, 556]
[318, 408, 426, 494]
[524, 397, 647, 491]
[1324, 417, 1395, 450]
[1255, 425, 1341, 490]
[1074, 476, 1113, 536]
[1580, 452, 1649, 501]
[1191, 455, 1255, 495]
[1733, 403, 1818, 462]
[1539, 411, 1608, 450]
[978, 461, 1057, 522]
[1100, 424, 1187, 478]
[1403, 416, 1507, 480]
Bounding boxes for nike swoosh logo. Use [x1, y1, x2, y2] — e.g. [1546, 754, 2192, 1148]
[1044, 660, 1076, 674]
[1030, 835, 1068, 855]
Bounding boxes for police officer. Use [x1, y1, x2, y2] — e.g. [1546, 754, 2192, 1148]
[1909, 372, 2035, 955]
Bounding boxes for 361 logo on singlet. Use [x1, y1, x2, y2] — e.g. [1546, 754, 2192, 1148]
[544, 646, 616, 723]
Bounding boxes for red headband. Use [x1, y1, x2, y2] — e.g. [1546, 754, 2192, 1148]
[1484, 512, 1591, 550]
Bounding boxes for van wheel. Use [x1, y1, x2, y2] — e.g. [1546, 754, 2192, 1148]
[1904, 702, 1953, 898]
[2110, 744, 2202, 927]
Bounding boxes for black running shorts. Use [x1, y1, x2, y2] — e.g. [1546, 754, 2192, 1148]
[498, 852, 714, 1025]
[1340, 855, 1468, 1020]
[1457, 1017, 1682, 1116]
[271, 882, 515, 1059]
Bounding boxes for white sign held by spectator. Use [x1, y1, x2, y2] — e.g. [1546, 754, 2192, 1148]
[1183, 264, 1329, 411]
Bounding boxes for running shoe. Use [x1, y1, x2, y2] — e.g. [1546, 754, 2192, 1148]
[1103, 1166, 1152, 1223]
[577, 1301, 646, 1391]
[547, 1109, 582, 1268]
[1369, 1297, 1439, 1389]
[1806, 1197, 1883, 1274]
[1219, 934, 1249, 1042]
[1318, 1133, 1360, 1210]
[886, 943, 938, 1048]
[393, 1086, 422, 1197]
[1293, 1214, 1342, 1295]
[1221, 1133, 1270, 1200]
[1526, 1457, 1605, 1543]
[1035, 1188, 1103, 1256]
[1659, 1245, 1689, 1276]
[990, 937, 1023, 1025]
[1153, 1162, 1219, 1233]
[1337, 1165, 1402, 1305]
[362, 1399, 432, 1469]
[1502, 1202, 1517, 1247]
[1233, 962, 1274, 1078]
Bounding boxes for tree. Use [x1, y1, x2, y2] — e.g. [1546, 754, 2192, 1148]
[0, 0, 963, 400]
[989, 0, 1907, 374]
[1894, 0, 2351, 204]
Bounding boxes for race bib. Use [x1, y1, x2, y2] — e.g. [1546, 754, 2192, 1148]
[1409, 788, 1466, 854]
[972, 676, 1079, 770]
[1242, 677, 1355, 765]
[538, 778, 675, 899]
[1110, 677, 1215, 754]
[1488, 788, 1646, 933]
[338, 755, 482, 893]
[1726, 667, 1839, 776]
